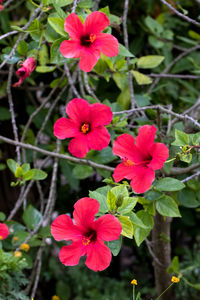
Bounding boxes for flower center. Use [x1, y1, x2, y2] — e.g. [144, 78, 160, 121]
[18, 69, 26, 76]
[82, 229, 97, 246]
[81, 34, 96, 47]
[81, 122, 90, 134]
[124, 159, 135, 167]
[0, 235, 3, 240]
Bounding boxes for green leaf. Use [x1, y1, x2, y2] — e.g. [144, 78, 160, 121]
[111, 185, 129, 198]
[127, 212, 148, 229]
[171, 129, 190, 146]
[48, 0, 73, 7]
[132, 71, 152, 85]
[137, 55, 164, 69]
[48, 16, 66, 36]
[17, 41, 28, 56]
[73, 165, 93, 179]
[39, 44, 49, 66]
[23, 169, 47, 181]
[15, 165, 23, 178]
[21, 163, 30, 173]
[145, 16, 163, 36]
[36, 66, 56, 73]
[0, 107, 11, 121]
[117, 197, 137, 215]
[50, 37, 66, 64]
[180, 152, 192, 163]
[78, 0, 94, 9]
[118, 216, 133, 239]
[177, 189, 200, 208]
[133, 211, 154, 246]
[106, 237, 122, 256]
[118, 44, 134, 57]
[182, 278, 200, 291]
[22, 205, 42, 230]
[53, 3, 67, 19]
[156, 195, 181, 217]
[155, 177, 185, 192]
[89, 186, 109, 214]
[0, 212, 6, 221]
[107, 190, 116, 210]
[192, 132, 200, 145]
[0, 164, 6, 171]
[7, 159, 18, 174]
[167, 256, 179, 273]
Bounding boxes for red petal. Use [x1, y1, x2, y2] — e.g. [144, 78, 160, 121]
[94, 215, 122, 241]
[66, 98, 90, 124]
[113, 134, 143, 162]
[85, 241, 111, 271]
[64, 13, 84, 39]
[95, 33, 119, 57]
[135, 125, 157, 156]
[90, 103, 113, 127]
[68, 134, 89, 157]
[130, 166, 155, 194]
[0, 223, 9, 240]
[53, 118, 79, 139]
[73, 197, 100, 228]
[79, 49, 100, 72]
[113, 162, 135, 182]
[84, 12, 109, 34]
[60, 40, 81, 58]
[87, 126, 110, 151]
[51, 214, 81, 241]
[59, 242, 84, 266]
[148, 143, 169, 170]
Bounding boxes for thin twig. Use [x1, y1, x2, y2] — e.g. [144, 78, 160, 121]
[123, 0, 136, 109]
[160, 0, 200, 26]
[72, 0, 79, 13]
[148, 73, 200, 79]
[7, 64, 21, 164]
[93, 0, 101, 11]
[64, 64, 81, 98]
[30, 246, 44, 299]
[113, 105, 200, 128]
[83, 72, 100, 102]
[0, 135, 115, 172]
[170, 163, 200, 175]
[182, 170, 200, 182]
[145, 239, 165, 267]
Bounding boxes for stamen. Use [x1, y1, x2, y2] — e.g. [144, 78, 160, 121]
[124, 159, 135, 167]
[0, 235, 3, 240]
[81, 123, 90, 134]
[89, 33, 96, 43]
[82, 237, 91, 246]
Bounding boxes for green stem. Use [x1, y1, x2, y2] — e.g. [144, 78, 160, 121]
[132, 285, 135, 300]
[155, 283, 174, 300]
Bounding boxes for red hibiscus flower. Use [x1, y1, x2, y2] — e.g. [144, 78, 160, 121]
[113, 125, 169, 194]
[51, 197, 122, 272]
[60, 12, 119, 72]
[0, 0, 3, 10]
[13, 57, 37, 87]
[0, 222, 9, 240]
[53, 98, 113, 158]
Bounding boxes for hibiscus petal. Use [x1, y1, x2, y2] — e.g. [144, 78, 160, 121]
[85, 241, 111, 271]
[113, 162, 135, 182]
[73, 197, 100, 228]
[0, 223, 9, 240]
[64, 13, 84, 38]
[68, 134, 89, 157]
[148, 143, 169, 170]
[79, 50, 100, 72]
[60, 40, 81, 58]
[94, 215, 122, 241]
[51, 214, 81, 241]
[95, 33, 119, 57]
[130, 166, 155, 194]
[53, 118, 79, 139]
[87, 126, 110, 151]
[84, 12, 109, 34]
[66, 98, 90, 124]
[90, 103, 113, 127]
[135, 125, 157, 154]
[113, 134, 143, 162]
[59, 242, 83, 266]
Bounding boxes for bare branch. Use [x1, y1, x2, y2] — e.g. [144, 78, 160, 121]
[182, 170, 200, 182]
[160, 0, 200, 26]
[83, 72, 100, 102]
[148, 73, 200, 79]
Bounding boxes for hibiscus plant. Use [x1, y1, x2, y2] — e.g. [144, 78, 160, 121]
[0, 0, 200, 300]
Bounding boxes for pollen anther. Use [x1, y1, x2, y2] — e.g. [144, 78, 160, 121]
[89, 33, 96, 43]
[81, 123, 90, 134]
[124, 159, 135, 167]
[82, 237, 91, 246]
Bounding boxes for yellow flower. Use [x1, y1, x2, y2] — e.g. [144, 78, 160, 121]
[131, 279, 138, 285]
[52, 296, 60, 300]
[14, 251, 22, 257]
[20, 243, 30, 252]
[12, 236, 19, 242]
[171, 276, 180, 283]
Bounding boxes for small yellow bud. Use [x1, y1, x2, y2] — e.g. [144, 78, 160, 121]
[12, 236, 19, 242]
[52, 296, 60, 300]
[0, 235, 3, 240]
[171, 276, 180, 283]
[14, 251, 22, 257]
[131, 279, 138, 285]
[20, 243, 30, 252]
